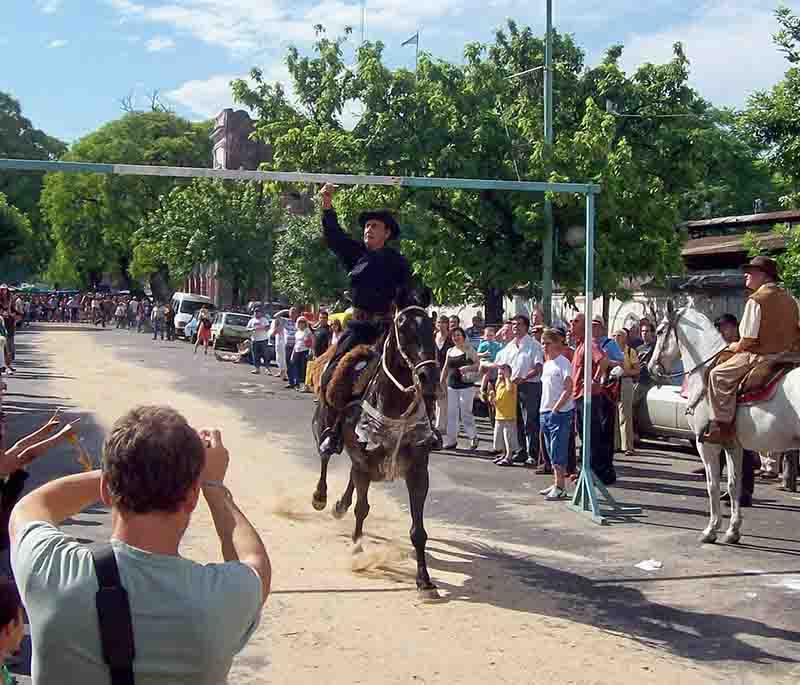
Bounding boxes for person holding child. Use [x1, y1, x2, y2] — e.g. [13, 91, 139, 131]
[477, 325, 504, 402]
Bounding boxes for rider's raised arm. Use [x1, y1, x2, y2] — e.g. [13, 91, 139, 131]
[322, 208, 363, 271]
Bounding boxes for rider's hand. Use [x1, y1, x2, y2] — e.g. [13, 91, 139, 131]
[320, 183, 337, 210]
[199, 429, 230, 483]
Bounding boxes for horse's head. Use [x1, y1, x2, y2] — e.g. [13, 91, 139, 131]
[393, 286, 438, 399]
[649, 299, 681, 381]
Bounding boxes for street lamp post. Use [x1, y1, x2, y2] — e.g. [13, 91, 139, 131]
[541, 0, 554, 324]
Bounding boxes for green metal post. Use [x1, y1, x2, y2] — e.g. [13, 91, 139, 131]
[541, 0, 554, 324]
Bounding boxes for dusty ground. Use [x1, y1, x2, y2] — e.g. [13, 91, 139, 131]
[6, 326, 799, 684]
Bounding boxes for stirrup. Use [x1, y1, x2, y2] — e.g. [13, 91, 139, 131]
[319, 427, 342, 457]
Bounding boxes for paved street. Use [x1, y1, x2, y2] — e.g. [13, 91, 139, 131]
[4, 323, 800, 684]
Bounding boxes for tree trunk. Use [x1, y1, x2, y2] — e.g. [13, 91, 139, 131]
[483, 287, 504, 325]
[149, 266, 171, 303]
[602, 292, 610, 327]
[117, 256, 133, 290]
[231, 282, 241, 307]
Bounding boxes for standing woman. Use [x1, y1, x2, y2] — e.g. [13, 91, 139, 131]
[268, 316, 287, 380]
[291, 316, 314, 391]
[329, 318, 343, 347]
[441, 327, 480, 450]
[434, 314, 453, 438]
[614, 328, 640, 456]
[194, 306, 213, 356]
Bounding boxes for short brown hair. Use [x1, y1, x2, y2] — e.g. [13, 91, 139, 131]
[102, 406, 205, 514]
[541, 328, 562, 345]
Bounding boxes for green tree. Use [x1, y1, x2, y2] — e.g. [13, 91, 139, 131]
[234, 23, 765, 316]
[40, 111, 212, 291]
[0, 192, 33, 256]
[272, 209, 348, 306]
[740, 7, 800, 204]
[134, 179, 283, 305]
[0, 91, 66, 273]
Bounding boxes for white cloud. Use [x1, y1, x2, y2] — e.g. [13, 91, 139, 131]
[166, 74, 243, 118]
[619, 1, 794, 108]
[145, 36, 176, 52]
[36, 0, 62, 14]
[107, 0, 466, 56]
[47, 39, 68, 49]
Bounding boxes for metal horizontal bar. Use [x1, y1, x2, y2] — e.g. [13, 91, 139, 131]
[0, 158, 601, 194]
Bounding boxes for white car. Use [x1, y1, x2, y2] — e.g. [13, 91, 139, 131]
[210, 312, 253, 350]
[171, 292, 214, 339]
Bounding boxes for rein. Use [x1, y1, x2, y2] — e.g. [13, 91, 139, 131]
[653, 310, 724, 381]
[381, 305, 438, 396]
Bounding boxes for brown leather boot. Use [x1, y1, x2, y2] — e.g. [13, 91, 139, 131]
[702, 421, 736, 445]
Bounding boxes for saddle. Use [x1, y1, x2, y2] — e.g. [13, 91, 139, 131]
[312, 344, 380, 410]
[710, 350, 800, 405]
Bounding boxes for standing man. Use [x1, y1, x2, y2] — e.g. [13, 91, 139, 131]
[10, 406, 269, 684]
[706, 257, 800, 444]
[283, 307, 299, 388]
[151, 302, 166, 341]
[314, 310, 332, 358]
[465, 314, 484, 349]
[570, 313, 614, 484]
[493, 314, 544, 466]
[248, 306, 271, 375]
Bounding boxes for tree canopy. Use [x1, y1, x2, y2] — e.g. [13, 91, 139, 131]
[39, 111, 212, 291]
[233, 22, 774, 314]
[133, 179, 283, 304]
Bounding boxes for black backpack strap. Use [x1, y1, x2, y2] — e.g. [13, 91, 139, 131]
[89, 543, 135, 685]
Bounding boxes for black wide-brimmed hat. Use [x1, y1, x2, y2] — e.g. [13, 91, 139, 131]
[358, 210, 400, 240]
[742, 256, 779, 282]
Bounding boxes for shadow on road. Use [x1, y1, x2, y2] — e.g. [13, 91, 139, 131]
[426, 538, 800, 668]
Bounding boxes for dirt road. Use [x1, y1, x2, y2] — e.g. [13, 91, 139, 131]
[12, 327, 789, 684]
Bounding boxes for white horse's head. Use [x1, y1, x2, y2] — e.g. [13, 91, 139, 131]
[649, 300, 726, 381]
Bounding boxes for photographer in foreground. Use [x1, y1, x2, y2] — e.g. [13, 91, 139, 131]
[10, 406, 270, 684]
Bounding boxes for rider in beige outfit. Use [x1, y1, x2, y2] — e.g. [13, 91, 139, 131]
[705, 256, 800, 444]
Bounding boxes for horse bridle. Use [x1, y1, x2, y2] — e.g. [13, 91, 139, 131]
[382, 305, 438, 395]
[653, 308, 722, 381]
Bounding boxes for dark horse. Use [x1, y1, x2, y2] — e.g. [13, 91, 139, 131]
[311, 287, 440, 598]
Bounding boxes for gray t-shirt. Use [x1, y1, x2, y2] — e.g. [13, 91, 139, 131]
[11, 521, 262, 684]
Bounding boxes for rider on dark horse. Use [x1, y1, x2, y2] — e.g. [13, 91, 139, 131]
[317, 182, 412, 457]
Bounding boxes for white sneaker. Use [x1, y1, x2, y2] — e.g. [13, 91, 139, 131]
[251, 369, 261, 375]
[539, 485, 555, 496]
[545, 486, 569, 501]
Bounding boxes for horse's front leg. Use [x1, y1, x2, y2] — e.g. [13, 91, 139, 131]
[405, 452, 438, 598]
[723, 446, 743, 544]
[312, 404, 330, 510]
[333, 471, 355, 520]
[351, 467, 371, 549]
[699, 443, 723, 544]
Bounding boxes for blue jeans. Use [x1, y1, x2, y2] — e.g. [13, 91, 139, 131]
[252, 340, 269, 370]
[540, 410, 574, 468]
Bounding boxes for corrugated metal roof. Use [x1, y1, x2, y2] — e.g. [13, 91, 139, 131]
[683, 209, 800, 232]
[682, 232, 787, 257]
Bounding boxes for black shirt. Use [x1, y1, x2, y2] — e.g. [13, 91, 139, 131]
[314, 324, 331, 357]
[322, 209, 411, 314]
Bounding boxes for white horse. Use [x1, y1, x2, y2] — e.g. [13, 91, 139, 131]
[648, 302, 800, 544]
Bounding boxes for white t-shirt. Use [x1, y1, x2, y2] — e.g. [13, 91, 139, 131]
[293, 328, 313, 354]
[540, 354, 575, 413]
[248, 316, 270, 342]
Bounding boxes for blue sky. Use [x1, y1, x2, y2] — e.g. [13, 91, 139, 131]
[3, 0, 797, 145]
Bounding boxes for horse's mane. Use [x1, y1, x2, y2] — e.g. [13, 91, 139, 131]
[676, 305, 727, 364]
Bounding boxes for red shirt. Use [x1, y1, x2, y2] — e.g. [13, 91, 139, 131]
[572, 339, 606, 399]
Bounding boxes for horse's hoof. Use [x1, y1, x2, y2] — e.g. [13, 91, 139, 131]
[332, 503, 347, 520]
[417, 586, 441, 602]
[312, 494, 327, 511]
[723, 530, 741, 545]
[700, 531, 717, 544]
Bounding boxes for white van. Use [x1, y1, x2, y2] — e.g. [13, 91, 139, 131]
[171, 292, 215, 339]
